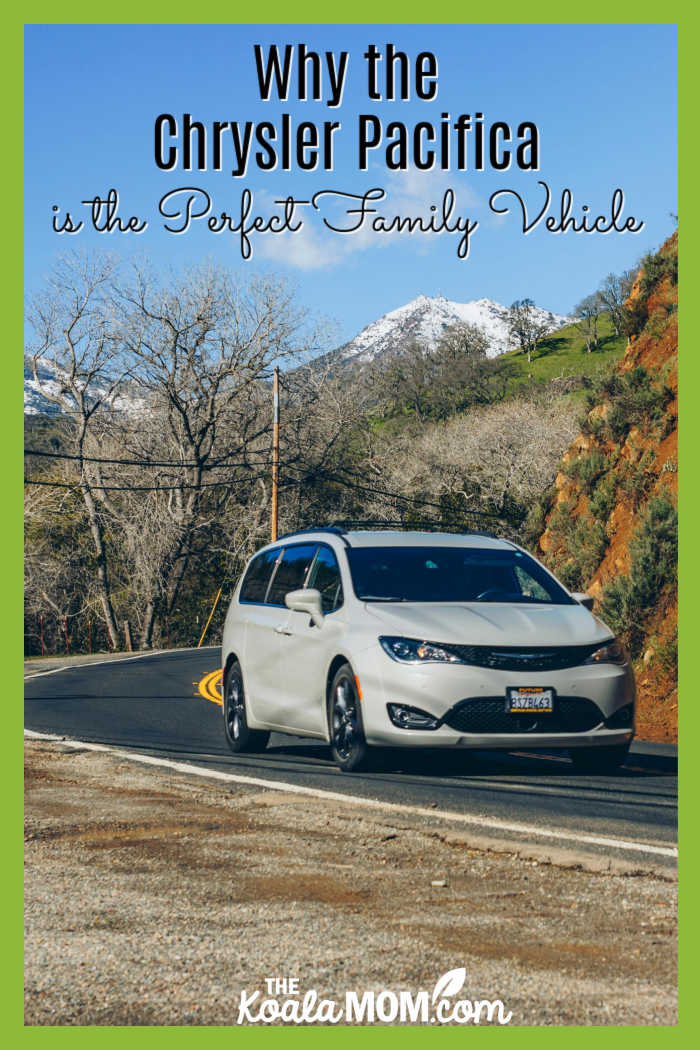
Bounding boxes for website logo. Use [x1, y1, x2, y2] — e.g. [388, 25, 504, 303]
[236, 968, 512, 1025]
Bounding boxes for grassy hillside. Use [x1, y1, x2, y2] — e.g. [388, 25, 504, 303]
[494, 313, 628, 397]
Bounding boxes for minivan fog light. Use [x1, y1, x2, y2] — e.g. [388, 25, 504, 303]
[387, 704, 440, 730]
[606, 703, 634, 728]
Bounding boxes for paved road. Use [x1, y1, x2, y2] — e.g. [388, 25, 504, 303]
[24, 647, 677, 870]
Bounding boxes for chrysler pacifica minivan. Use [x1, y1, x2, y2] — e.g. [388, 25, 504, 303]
[221, 528, 635, 771]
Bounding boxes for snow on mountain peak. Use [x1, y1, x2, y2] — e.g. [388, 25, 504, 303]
[339, 295, 571, 364]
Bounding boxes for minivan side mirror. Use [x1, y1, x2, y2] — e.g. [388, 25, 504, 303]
[285, 588, 324, 628]
[571, 592, 594, 612]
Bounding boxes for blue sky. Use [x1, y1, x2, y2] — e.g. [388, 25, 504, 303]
[25, 24, 677, 346]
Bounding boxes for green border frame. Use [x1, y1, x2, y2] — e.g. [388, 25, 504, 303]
[14, 10, 685, 1039]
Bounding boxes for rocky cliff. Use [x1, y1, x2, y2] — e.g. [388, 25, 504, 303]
[538, 232, 678, 741]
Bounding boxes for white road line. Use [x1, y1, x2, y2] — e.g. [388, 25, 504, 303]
[24, 729, 677, 860]
[24, 646, 219, 680]
[440, 775, 677, 807]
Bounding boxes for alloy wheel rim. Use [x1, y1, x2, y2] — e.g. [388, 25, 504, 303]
[226, 675, 245, 740]
[332, 679, 358, 761]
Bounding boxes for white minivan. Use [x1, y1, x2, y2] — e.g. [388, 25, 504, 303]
[221, 527, 635, 772]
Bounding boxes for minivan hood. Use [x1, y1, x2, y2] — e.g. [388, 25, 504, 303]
[362, 601, 612, 648]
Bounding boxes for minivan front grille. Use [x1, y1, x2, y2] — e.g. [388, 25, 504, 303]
[443, 696, 604, 734]
[443, 643, 602, 672]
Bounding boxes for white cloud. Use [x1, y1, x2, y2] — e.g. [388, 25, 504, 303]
[251, 169, 484, 271]
[256, 219, 344, 271]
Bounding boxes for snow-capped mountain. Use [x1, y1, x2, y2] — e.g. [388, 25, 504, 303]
[24, 359, 142, 417]
[24, 295, 571, 415]
[24, 360, 66, 416]
[339, 295, 571, 364]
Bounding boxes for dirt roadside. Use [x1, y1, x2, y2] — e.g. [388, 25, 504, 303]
[24, 738, 677, 1026]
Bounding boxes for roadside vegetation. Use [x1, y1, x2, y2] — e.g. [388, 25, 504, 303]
[24, 237, 676, 658]
[536, 234, 678, 717]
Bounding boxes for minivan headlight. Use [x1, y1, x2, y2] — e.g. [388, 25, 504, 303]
[583, 638, 628, 665]
[379, 636, 463, 664]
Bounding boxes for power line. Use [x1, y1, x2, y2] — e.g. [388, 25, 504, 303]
[23, 448, 273, 469]
[23, 473, 271, 492]
[287, 463, 504, 520]
[25, 458, 503, 520]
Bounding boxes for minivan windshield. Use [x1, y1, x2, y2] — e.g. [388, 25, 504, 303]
[346, 546, 574, 605]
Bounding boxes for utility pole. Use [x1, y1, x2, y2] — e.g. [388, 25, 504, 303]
[271, 365, 280, 542]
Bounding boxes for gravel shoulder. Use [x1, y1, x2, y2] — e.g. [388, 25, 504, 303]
[24, 738, 677, 1026]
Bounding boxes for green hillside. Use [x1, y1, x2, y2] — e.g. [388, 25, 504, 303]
[495, 313, 628, 397]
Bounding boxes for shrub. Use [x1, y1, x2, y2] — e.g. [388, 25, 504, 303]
[617, 449, 656, 509]
[569, 517, 607, 584]
[522, 486, 556, 551]
[589, 472, 617, 523]
[639, 248, 678, 298]
[599, 494, 677, 656]
[621, 299, 649, 338]
[562, 449, 612, 494]
[605, 367, 671, 442]
[548, 514, 606, 591]
[645, 307, 673, 341]
[586, 414, 606, 439]
[620, 239, 677, 339]
[627, 494, 677, 604]
[654, 629, 678, 676]
[546, 496, 578, 548]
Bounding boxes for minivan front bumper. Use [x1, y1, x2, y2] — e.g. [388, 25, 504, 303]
[366, 723, 633, 750]
[357, 645, 636, 749]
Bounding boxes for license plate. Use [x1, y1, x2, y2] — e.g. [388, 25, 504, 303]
[506, 687, 554, 713]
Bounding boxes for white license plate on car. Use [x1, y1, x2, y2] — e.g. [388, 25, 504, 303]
[507, 687, 554, 713]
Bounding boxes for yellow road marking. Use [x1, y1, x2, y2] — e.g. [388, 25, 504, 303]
[197, 669, 223, 706]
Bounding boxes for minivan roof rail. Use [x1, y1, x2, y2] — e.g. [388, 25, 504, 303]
[274, 522, 505, 543]
[274, 525, 352, 546]
[330, 519, 502, 539]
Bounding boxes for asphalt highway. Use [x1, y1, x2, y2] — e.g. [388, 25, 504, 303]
[24, 647, 677, 871]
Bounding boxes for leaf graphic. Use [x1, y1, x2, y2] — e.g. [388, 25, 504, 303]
[432, 967, 466, 1004]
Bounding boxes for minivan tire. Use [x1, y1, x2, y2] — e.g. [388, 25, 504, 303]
[328, 663, 369, 772]
[223, 661, 270, 754]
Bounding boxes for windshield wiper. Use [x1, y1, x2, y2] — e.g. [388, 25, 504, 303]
[361, 596, 409, 602]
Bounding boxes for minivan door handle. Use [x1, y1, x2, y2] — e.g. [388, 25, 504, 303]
[274, 625, 292, 636]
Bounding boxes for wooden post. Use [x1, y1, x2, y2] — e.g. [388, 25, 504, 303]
[165, 613, 170, 649]
[87, 619, 92, 654]
[271, 365, 280, 542]
[197, 588, 223, 648]
[123, 620, 133, 652]
[63, 617, 69, 654]
[39, 614, 45, 656]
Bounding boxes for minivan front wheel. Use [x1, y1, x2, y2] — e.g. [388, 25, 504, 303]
[223, 662, 270, 754]
[328, 664, 369, 772]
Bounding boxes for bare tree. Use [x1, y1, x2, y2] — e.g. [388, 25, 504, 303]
[597, 270, 637, 337]
[25, 253, 126, 647]
[507, 299, 551, 365]
[573, 293, 603, 353]
[431, 322, 497, 414]
[24, 484, 98, 651]
[363, 392, 579, 531]
[372, 323, 499, 422]
[376, 341, 436, 421]
[109, 263, 322, 648]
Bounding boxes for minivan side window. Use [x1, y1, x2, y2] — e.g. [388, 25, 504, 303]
[307, 546, 343, 613]
[239, 549, 280, 604]
[265, 544, 319, 607]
